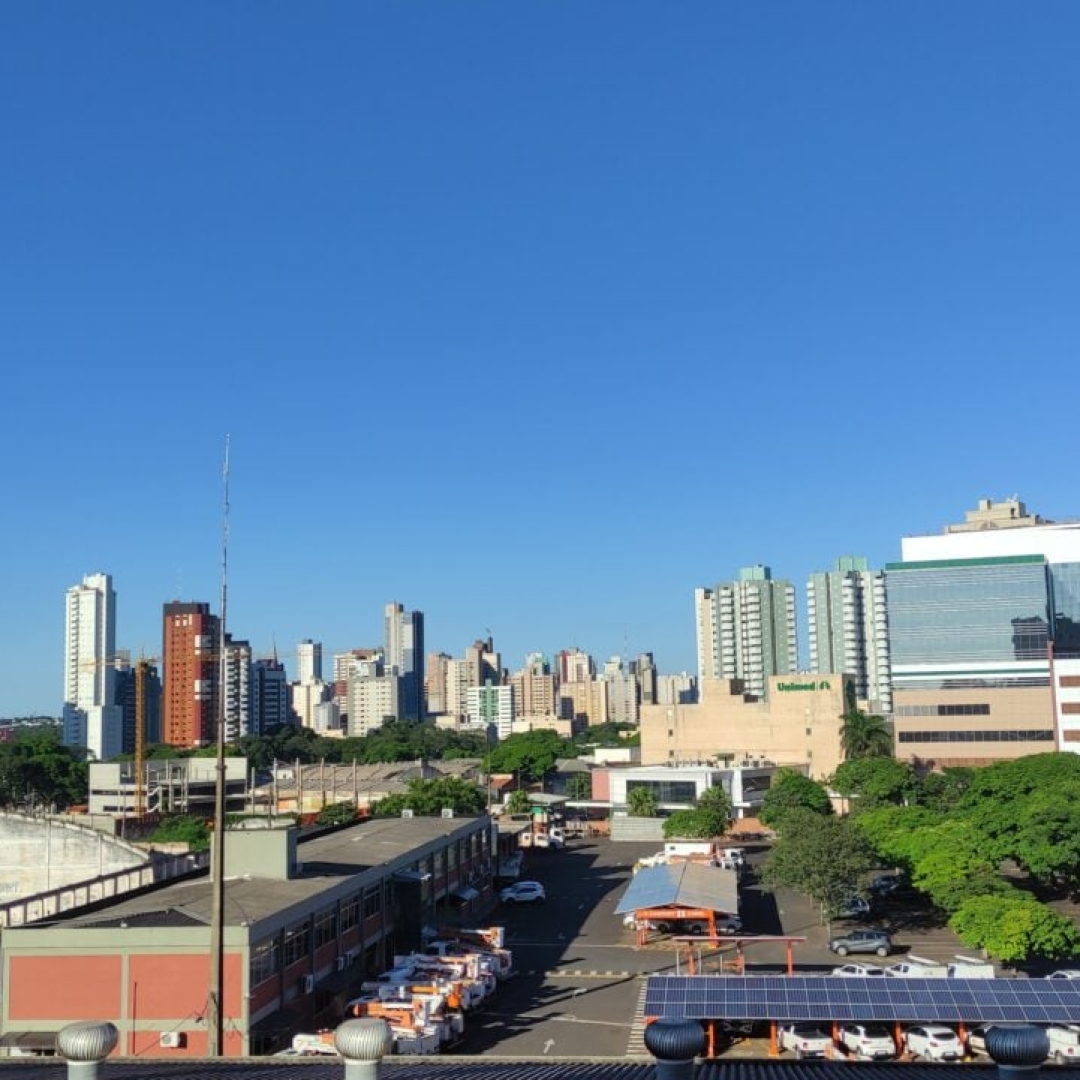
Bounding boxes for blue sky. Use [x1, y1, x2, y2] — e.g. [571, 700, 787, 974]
[2, 2, 1079, 716]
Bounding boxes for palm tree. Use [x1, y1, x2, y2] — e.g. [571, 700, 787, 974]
[840, 710, 894, 760]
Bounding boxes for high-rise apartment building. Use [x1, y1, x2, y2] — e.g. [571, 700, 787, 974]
[62, 572, 123, 761]
[888, 498, 1080, 763]
[162, 601, 219, 748]
[467, 682, 514, 740]
[347, 655, 399, 737]
[695, 565, 798, 699]
[296, 640, 322, 685]
[425, 652, 453, 716]
[115, 661, 162, 752]
[509, 653, 559, 720]
[385, 602, 425, 720]
[807, 556, 892, 713]
[252, 656, 289, 735]
[222, 637, 253, 742]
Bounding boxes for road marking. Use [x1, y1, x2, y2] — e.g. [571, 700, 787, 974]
[550, 969, 632, 978]
[626, 978, 650, 1056]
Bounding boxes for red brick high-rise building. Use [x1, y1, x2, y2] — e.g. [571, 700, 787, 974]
[162, 601, 220, 748]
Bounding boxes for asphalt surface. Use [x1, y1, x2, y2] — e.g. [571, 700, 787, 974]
[455, 837, 975, 1059]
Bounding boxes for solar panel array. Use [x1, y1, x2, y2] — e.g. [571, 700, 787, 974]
[644, 976, 1080, 1024]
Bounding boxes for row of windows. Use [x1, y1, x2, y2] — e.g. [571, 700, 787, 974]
[895, 704, 991, 716]
[898, 729, 1054, 744]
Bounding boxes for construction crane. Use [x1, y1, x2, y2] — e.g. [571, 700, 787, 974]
[76, 653, 158, 818]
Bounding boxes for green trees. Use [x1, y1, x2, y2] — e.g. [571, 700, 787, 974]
[626, 786, 658, 818]
[761, 809, 877, 921]
[950, 895, 1080, 963]
[316, 800, 359, 825]
[851, 752, 1080, 963]
[486, 730, 574, 786]
[759, 768, 832, 828]
[373, 776, 487, 818]
[564, 772, 592, 800]
[662, 785, 733, 839]
[505, 788, 531, 814]
[831, 757, 916, 809]
[839, 710, 893, 760]
[0, 729, 88, 810]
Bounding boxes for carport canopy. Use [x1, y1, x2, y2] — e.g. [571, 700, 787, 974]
[614, 861, 739, 917]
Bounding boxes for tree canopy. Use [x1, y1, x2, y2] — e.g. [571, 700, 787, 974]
[831, 757, 916, 808]
[662, 785, 733, 839]
[373, 776, 487, 818]
[759, 768, 832, 828]
[0, 729, 88, 810]
[486, 729, 575, 784]
[761, 809, 877, 921]
[626, 786, 658, 818]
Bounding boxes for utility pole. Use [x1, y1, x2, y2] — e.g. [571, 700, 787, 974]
[208, 437, 230, 1056]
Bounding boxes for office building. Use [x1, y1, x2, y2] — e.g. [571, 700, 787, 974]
[695, 566, 798, 699]
[115, 661, 162, 752]
[639, 674, 852, 780]
[888, 498, 1080, 763]
[162, 602, 219, 748]
[384, 602, 425, 720]
[62, 573, 123, 761]
[807, 556, 892, 714]
[252, 656, 289, 735]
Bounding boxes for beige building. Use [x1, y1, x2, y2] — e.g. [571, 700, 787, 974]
[640, 674, 853, 781]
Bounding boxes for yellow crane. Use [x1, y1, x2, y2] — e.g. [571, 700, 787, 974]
[77, 653, 159, 818]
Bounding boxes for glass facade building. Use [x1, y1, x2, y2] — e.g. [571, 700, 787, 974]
[886, 555, 1051, 689]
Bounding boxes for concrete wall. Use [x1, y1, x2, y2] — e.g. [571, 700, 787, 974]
[0, 813, 148, 902]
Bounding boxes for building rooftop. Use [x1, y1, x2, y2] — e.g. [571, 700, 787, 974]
[26, 816, 486, 933]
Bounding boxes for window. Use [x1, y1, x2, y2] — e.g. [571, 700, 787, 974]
[250, 937, 280, 986]
[340, 896, 360, 933]
[898, 729, 1054, 744]
[282, 919, 310, 967]
[1062, 703, 1080, 714]
[314, 907, 338, 949]
[363, 888, 381, 919]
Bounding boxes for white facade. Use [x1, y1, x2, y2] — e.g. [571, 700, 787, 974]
[696, 567, 799, 698]
[348, 672, 399, 736]
[296, 639, 322, 684]
[222, 639, 253, 741]
[607, 763, 784, 817]
[291, 679, 331, 730]
[467, 683, 514, 740]
[62, 572, 122, 762]
[807, 557, 892, 713]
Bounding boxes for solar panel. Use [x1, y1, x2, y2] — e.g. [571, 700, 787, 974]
[643, 976, 1080, 1024]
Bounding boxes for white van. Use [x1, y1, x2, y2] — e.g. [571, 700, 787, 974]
[947, 956, 995, 979]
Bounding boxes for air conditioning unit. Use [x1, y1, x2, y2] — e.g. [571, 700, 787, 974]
[302, 974, 315, 993]
[401, 809, 414, 819]
[346, 946, 361, 963]
[159, 1032, 184, 1049]
[441, 808, 455, 819]
[336, 956, 347, 972]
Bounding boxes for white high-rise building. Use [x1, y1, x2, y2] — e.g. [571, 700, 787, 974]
[296, 640, 322, 685]
[222, 638, 253, 741]
[807, 556, 892, 713]
[695, 566, 798, 699]
[63, 572, 122, 761]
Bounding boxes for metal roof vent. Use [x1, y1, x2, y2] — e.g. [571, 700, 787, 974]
[56, 1021, 118, 1080]
[986, 1025, 1049, 1080]
[335, 1017, 393, 1080]
[645, 1016, 706, 1080]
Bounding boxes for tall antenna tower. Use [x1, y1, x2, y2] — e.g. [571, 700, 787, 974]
[208, 436, 230, 1057]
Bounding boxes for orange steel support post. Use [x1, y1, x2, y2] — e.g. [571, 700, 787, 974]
[894, 1022, 903, 1057]
[708, 1021, 716, 1058]
[769, 1021, 779, 1057]
[786, 939, 795, 974]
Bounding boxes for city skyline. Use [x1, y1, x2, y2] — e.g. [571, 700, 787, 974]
[4, 5, 1080, 716]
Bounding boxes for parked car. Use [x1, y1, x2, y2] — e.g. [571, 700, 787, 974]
[778, 1023, 834, 1059]
[829, 928, 893, 957]
[967, 1026, 994, 1056]
[832, 963, 886, 977]
[885, 958, 948, 978]
[1045, 1025, 1080, 1064]
[870, 873, 903, 896]
[904, 1025, 965, 1061]
[499, 881, 546, 904]
[715, 914, 744, 934]
[1048, 970, 1080, 979]
[838, 1023, 897, 1060]
[837, 896, 871, 919]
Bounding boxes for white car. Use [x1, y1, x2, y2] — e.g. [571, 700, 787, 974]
[904, 1025, 965, 1061]
[499, 881, 546, 904]
[1048, 970, 1080, 979]
[838, 1023, 896, 1060]
[1045, 1025, 1080, 1064]
[832, 963, 886, 977]
[778, 1023, 834, 1059]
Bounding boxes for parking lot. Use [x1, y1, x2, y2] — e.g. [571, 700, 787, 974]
[459, 836, 977, 1058]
